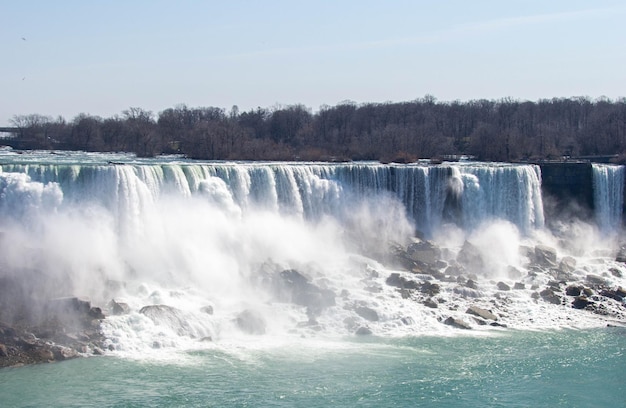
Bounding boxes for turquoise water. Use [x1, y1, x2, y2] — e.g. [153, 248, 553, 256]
[1, 328, 624, 408]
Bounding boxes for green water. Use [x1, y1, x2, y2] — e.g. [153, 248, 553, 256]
[1, 328, 624, 408]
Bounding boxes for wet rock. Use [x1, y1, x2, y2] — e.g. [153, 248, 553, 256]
[355, 326, 373, 336]
[453, 286, 483, 298]
[355, 306, 379, 322]
[497, 282, 511, 291]
[444, 317, 472, 330]
[275, 269, 336, 313]
[513, 282, 525, 290]
[540, 288, 562, 305]
[457, 241, 484, 270]
[140, 305, 194, 336]
[582, 287, 594, 297]
[465, 279, 478, 289]
[407, 240, 442, 265]
[609, 268, 623, 278]
[0, 344, 7, 357]
[534, 245, 557, 268]
[385, 273, 419, 290]
[572, 296, 593, 309]
[565, 285, 583, 297]
[558, 256, 577, 273]
[235, 309, 266, 335]
[600, 288, 625, 302]
[88, 307, 105, 320]
[420, 282, 441, 296]
[586, 274, 607, 287]
[423, 299, 438, 309]
[200, 305, 214, 315]
[109, 300, 130, 315]
[466, 305, 498, 321]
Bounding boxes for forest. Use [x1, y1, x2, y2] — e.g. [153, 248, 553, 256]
[4, 96, 626, 162]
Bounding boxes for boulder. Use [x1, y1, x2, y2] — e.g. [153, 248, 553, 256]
[465, 279, 478, 289]
[420, 282, 441, 296]
[558, 256, 577, 273]
[565, 285, 583, 297]
[407, 240, 442, 265]
[235, 309, 266, 335]
[457, 241, 484, 270]
[466, 305, 498, 321]
[513, 282, 525, 290]
[443, 317, 472, 330]
[355, 326, 372, 336]
[585, 274, 607, 287]
[423, 299, 438, 309]
[572, 296, 593, 309]
[355, 306, 379, 322]
[274, 269, 336, 313]
[534, 245, 557, 268]
[497, 282, 511, 291]
[540, 288, 562, 305]
[385, 273, 419, 290]
[139, 305, 193, 336]
[109, 300, 130, 315]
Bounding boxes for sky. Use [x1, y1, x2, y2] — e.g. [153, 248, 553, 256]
[1, 0, 625, 126]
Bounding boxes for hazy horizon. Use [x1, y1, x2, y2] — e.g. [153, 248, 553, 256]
[2, 0, 625, 126]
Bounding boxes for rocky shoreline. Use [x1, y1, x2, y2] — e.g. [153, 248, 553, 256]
[2, 236, 626, 369]
[0, 291, 107, 369]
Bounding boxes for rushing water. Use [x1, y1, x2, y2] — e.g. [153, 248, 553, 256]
[0, 151, 625, 406]
[593, 163, 625, 236]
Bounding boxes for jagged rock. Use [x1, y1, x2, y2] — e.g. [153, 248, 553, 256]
[355, 326, 372, 336]
[513, 282, 525, 290]
[407, 240, 442, 265]
[355, 306, 379, 322]
[109, 300, 131, 315]
[534, 245, 557, 268]
[465, 279, 478, 289]
[444, 317, 472, 330]
[497, 282, 511, 291]
[235, 309, 266, 335]
[558, 256, 577, 273]
[565, 285, 583, 297]
[466, 305, 498, 321]
[457, 241, 484, 270]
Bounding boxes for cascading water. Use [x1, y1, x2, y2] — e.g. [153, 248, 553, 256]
[0, 151, 624, 357]
[592, 164, 625, 236]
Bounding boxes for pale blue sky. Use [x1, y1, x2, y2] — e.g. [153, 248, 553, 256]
[1, 0, 625, 126]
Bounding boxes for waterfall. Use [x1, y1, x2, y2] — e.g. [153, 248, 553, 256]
[0, 160, 544, 238]
[592, 164, 625, 235]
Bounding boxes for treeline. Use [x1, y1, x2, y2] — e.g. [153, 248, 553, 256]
[5, 96, 626, 162]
